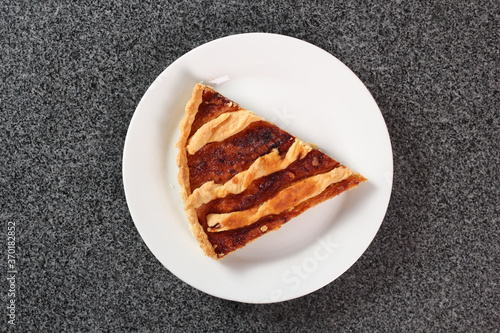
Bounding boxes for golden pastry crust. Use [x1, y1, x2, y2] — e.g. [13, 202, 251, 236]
[176, 83, 366, 259]
[206, 166, 353, 231]
[176, 84, 219, 258]
[187, 110, 262, 154]
[185, 138, 312, 209]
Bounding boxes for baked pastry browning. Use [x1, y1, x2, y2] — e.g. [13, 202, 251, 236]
[176, 83, 366, 259]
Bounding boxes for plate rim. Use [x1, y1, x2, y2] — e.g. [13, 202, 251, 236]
[122, 32, 393, 303]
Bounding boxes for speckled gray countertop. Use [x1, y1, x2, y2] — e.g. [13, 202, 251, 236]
[1, 1, 498, 332]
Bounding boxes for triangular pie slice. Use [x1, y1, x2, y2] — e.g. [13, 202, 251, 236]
[176, 83, 366, 259]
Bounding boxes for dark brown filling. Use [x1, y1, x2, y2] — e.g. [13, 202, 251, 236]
[189, 89, 241, 137]
[196, 149, 340, 217]
[207, 174, 365, 257]
[187, 121, 294, 191]
[193, 144, 361, 257]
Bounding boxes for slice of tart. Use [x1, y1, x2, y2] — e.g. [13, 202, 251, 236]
[176, 83, 366, 259]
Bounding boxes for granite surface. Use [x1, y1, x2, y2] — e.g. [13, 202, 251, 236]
[1, 1, 498, 332]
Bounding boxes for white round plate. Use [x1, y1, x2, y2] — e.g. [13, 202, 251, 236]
[123, 33, 392, 303]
